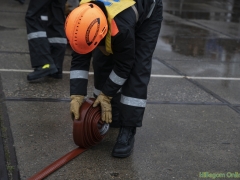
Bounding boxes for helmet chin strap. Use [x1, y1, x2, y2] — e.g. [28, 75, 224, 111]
[98, 46, 110, 56]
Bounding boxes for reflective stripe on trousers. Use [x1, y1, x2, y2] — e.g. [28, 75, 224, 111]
[70, 70, 89, 80]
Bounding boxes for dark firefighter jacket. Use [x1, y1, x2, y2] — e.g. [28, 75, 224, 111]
[70, 0, 157, 97]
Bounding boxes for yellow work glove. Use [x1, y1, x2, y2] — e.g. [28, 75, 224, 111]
[93, 92, 112, 123]
[70, 95, 85, 120]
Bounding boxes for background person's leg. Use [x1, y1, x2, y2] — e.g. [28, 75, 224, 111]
[25, 0, 58, 80]
[47, 0, 68, 79]
[25, 0, 54, 68]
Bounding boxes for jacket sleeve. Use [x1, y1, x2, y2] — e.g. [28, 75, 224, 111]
[70, 51, 92, 96]
[101, 7, 136, 97]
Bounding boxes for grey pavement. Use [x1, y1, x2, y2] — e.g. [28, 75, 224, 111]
[0, 0, 240, 180]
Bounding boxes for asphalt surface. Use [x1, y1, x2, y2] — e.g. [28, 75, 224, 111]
[0, 0, 240, 180]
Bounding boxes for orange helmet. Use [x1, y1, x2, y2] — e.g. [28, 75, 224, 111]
[65, 3, 108, 54]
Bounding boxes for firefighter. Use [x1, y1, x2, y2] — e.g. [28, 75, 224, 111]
[66, 0, 163, 158]
[25, 0, 67, 81]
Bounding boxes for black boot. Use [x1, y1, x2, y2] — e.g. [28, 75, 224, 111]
[112, 126, 136, 158]
[48, 68, 63, 79]
[27, 64, 58, 81]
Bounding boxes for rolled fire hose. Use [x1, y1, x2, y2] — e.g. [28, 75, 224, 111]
[28, 98, 109, 180]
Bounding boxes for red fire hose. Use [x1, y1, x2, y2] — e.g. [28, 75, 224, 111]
[28, 98, 109, 180]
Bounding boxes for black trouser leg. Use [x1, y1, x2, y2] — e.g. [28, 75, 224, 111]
[120, 0, 163, 127]
[47, 0, 67, 73]
[25, 0, 54, 68]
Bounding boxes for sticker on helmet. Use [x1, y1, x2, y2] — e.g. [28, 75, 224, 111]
[86, 18, 100, 46]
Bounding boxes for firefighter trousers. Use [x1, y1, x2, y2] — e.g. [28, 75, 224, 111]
[25, 0, 67, 72]
[92, 0, 162, 127]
